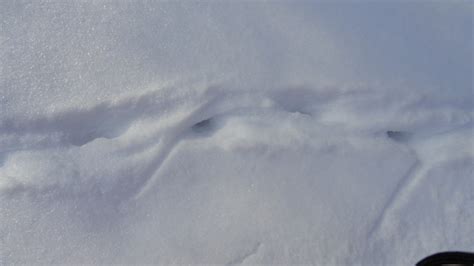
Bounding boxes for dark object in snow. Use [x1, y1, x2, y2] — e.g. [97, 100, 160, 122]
[416, 251, 474, 266]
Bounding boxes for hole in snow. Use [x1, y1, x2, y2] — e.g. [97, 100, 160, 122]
[386, 131, 412, 142]
[191, 118, 214, 134]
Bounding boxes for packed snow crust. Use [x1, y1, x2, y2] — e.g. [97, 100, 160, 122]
[1, 1, 473, 265]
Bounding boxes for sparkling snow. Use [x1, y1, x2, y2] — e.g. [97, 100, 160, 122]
[1, 1, 473, 265]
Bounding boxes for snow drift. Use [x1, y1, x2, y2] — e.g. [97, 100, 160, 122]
[1, 1, 472, 265]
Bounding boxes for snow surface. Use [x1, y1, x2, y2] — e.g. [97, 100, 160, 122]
[1, 1, 473, 265]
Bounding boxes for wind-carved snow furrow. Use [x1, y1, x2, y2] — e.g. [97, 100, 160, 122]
[0, 86, 352, 154]
[0, 87, 196, 148]
[368, 158, 422, 239]
[1, 87, 312, 203]
[226, 242, 261, 266]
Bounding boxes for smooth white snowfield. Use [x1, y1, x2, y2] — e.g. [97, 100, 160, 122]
[1, 1, 473, 265]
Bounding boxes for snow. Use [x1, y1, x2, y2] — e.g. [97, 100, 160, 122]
[1, 1, 473, 265]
